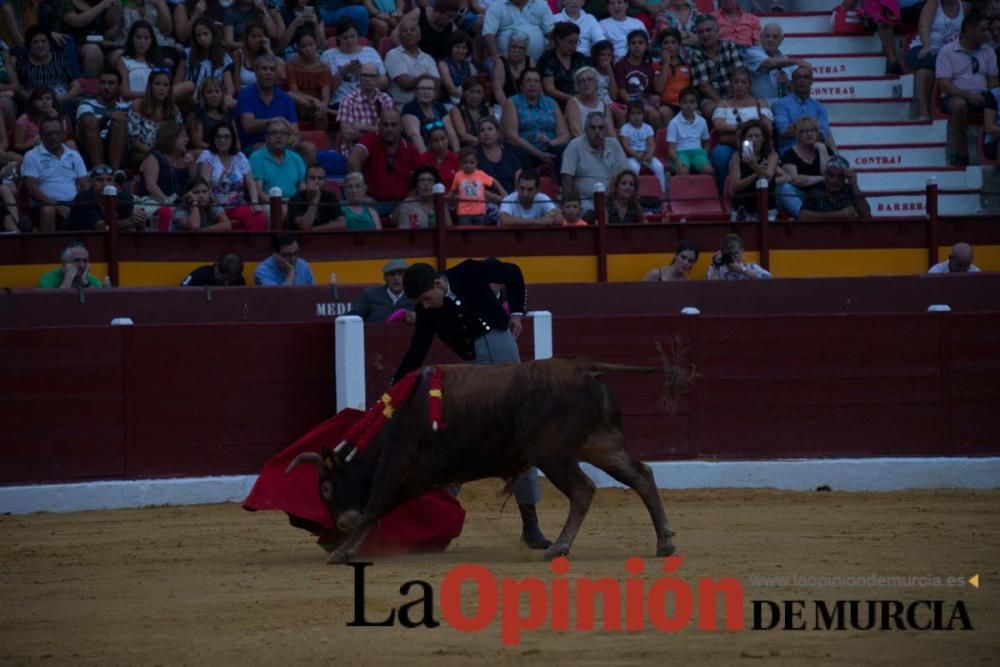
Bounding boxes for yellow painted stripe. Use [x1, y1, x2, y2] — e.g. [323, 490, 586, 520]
[0, 263, 111, 288]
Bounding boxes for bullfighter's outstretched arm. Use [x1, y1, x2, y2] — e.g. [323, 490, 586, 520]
[393, 308, 435, 383]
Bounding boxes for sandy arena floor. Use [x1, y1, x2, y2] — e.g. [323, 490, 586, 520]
[1, 483, 998, 666]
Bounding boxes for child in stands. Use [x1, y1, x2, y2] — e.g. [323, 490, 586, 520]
[450, 146, 505, 226]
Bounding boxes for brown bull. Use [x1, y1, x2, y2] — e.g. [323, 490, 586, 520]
[287, 357, 681, 564]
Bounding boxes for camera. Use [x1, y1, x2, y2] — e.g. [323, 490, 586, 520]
[715, 252, 735, 266]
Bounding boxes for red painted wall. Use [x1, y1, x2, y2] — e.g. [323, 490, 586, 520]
[2, 313, 997, 485]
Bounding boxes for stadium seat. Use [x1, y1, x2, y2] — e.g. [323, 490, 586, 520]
[325, 179, 344, 198]
[378, 37, 398, 58]
[694, 0, 714, 13]
[638, 174, 666, 222]
[299, 130, 331, 151]
[931, 80, 983, 125]
[538, 176, 559, 201]
[654, 128, 671, 166]
[667, 175, 728, 220]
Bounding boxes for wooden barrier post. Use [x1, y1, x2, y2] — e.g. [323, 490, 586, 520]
[594, 186, 607, 282]
[433, 185, 447, 272]
[756, 178, 770, 270]
[103, 185, 120, 287]
[926, 177, 939, 269]
[269, 187, 284, 231]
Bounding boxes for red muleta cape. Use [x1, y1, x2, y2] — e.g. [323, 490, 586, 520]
[243, 408, 465, 556]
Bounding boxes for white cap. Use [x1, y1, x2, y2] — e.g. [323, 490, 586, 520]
[680, 307, 701, 316]
[268, 187, 283, 198]
[102, 185, 118, 196]
[432, 183, 446, 195]
[110, 317, 134, 326]
[927, 304, 951, 312]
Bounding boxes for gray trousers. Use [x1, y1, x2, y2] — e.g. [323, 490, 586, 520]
[463, 328, 541, 506]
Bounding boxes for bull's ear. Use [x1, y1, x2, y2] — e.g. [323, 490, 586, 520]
[320, 446, 336, 470]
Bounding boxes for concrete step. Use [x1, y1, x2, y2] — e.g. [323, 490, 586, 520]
[855, 168, 984, 192]
[825, 99, 911, 122]
[810, 75, 912, 101]
[832, 120, 947, 145]
[783, 34, 882, 56]
[761, 12, 832, 34]
[838, 144, 946, 169]
[868, 192, 982, 217]
[806, 55, 888, 78]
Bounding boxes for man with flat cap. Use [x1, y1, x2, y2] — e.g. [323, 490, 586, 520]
[347, 259, 416, 323]
[392, 257, 552, 550]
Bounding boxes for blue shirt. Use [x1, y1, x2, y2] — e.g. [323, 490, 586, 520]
[250, 147, 306, 198]
[236, 84, 298, 148]
[772, 94, 832, 153]
[254, 255, 315, 286]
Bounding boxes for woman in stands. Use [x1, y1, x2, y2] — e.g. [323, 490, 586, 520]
[338, 172, 383, 230]
[137, 121, 195, 230]
[321, 17, 387, 107]
[172, 0, 226, 44]
[118, 21, 167, 101]
[565, 66, 617, 137]
[476, 116, 522, 204]
[728, 120, 782, 222]
[604, 168, 645, 225]
[127, 69, 183, 162]
[491, 31, 533, 108]
[170, 175, 232, 232]
[286, 29, 335, 132]
[450, 77, 492, 147]
[393, 165, 451, 228]
[706, 233, 772, 280]
[12, 26, 81, 107]
[655, 0, 699, 48]
[196, 123, 267, 231]
[438, 31, 478, 104]
[276, 0, 326, 55]
[233, 19, 286, 89]
[402, 75, 460, 153]
[501, 67, 570, 169]
[222, 0, 281, 49]
[538, 22, 586, 108]
[777, 115, 832, 219]
[14, 87, 74, 154]
[179, 18, 236, 109]
[906, 0, 966, 120]
[709, 67, 774, 190]
[418, 125, 460, 188]
[643, 241, 699, 281]
[187, 78, 239, 152]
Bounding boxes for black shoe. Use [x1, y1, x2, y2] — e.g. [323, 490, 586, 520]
[518, 503, 552, 549]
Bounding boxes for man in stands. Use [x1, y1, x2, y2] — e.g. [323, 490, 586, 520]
[237, 55, 316, 165]
[928, 243, 982, 273]
[289, 164, 344, 231]
[743, 24, 809, 104]
[66, 164, 146, 232]
[773, 65, 836, 154]
[798, 156, 870, 220]
[937, 14, 999, 167]
[712, 0, 761, 48]
[499, 169, 562, 225]
[38, 240, 103, 289]
[251, 118, 307, 201]
[688, 14, 745, 116]
[181, 254, 248, 286]
[254, 233, 316, 286]
[598, 0, 646, 59]
[384, 22, 439, 106]
[75, 67, 130, 172]
[560, 111, 629, 213]
[347, 108, 421, 217]
[337, 63, 395, 155]
[347, 259, 417, 323]
[22, 117, 89, 233]
[484, 0, 555, 62]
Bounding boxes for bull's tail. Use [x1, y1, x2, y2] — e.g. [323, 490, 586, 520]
[583, 340, 696, 415]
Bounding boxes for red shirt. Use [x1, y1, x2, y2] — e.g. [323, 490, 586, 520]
[358, 133, 421, 204]
[419, 150, 460, 190]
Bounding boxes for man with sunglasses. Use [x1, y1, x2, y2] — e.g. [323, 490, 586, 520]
[67, 164, 147, 232]
[937, 14, 999, 166]
[347, 107, 421, 217]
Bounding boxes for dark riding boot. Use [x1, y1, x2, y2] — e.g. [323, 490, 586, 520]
[519, 503, 552, 549]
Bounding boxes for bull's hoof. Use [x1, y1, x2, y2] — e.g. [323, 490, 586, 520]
[656, 540, 677, 557]
[326, 549, 354, 565]
[543, 544, 570, 561]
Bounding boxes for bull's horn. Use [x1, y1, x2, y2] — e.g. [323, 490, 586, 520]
[285, 452, 324, 474]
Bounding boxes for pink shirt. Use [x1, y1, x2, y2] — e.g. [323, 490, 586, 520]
[712, 10, 761, 48]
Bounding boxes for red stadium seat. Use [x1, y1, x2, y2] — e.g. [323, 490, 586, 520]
[694, 0, 715, 13]
[638, 174, 666, 222]
[538, 176, 559, 201]
[654, 128, 671, 165]
[667, 175, 728, 220]
[325, 179, 344, 198]
[299, 130, 331, 151]
[378, 37, 398, 58]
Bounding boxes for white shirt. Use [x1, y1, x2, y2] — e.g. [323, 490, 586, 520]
[321, 46, 387, 103]
[384, 46, 439, 105]
[21, 144, 87, 203]
[598, 16, 647, 59]
[483, 0, 556, 62]
[928, 260, 981, 273]
[619, 122, 654, 154]
[667, 113, 710, 151]
[553, 9, 606, 56]
[499, 192, 557, 221]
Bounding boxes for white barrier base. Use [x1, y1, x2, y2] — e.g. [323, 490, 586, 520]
[1, 458, 998, 515]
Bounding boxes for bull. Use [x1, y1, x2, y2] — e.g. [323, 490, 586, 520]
[287, 357, 683, 564]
